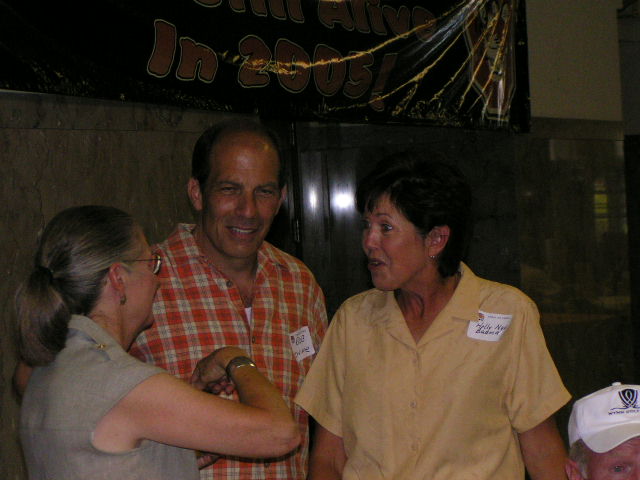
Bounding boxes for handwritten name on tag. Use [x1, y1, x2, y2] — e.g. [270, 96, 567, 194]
[290, 326, 315, 361]
[467, 311, 512, 342]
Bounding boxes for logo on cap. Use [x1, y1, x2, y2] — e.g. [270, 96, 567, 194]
[613, 389, 640, 411]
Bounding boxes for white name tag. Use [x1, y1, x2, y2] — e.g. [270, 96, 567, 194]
[467, 311, 512, 341]
[290, 326, 315, 361]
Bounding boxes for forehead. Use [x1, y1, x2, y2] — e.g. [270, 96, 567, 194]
[591, 437, 640, 462]
[209, 131, 280, 181]
[611, 437, 640, 452]
[131, 227, 150, 253]
[366, 194, 401, 217]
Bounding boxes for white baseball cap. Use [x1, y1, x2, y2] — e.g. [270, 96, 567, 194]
[568, 382, 640, 453]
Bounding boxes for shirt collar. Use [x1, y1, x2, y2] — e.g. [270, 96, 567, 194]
[443, 262, 481, 323]
[67, 314, 120, 348]
[370, 262, 480, 326]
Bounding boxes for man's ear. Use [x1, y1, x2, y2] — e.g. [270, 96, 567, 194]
[426, 225, 451, 258]
[187, 177, 204, 212]
[565, 459, 586, 480]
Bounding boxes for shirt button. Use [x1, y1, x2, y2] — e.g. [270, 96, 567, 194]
[251, 336, 257, 343]
[410, 401, 417, 409]
[226, 280, 233, 287]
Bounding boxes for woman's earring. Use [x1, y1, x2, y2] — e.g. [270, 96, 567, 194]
[120, 294, 127, 305]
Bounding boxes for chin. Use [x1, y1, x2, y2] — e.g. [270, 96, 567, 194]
[225, 245, 262, 260]
[371, 278, 397, 291]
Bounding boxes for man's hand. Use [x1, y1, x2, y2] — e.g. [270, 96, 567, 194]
[196, 451, 221, 469]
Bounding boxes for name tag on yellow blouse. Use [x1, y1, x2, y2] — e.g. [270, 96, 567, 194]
[467, 311, 512, 341]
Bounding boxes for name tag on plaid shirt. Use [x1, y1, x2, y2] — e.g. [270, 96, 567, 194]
[290, 326, 315, 361]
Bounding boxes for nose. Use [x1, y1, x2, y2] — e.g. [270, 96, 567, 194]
[237, 191, 258, 218]
[362, 228, 378, 252]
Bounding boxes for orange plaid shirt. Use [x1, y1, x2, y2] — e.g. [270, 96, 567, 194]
[130, 224, 327, 480]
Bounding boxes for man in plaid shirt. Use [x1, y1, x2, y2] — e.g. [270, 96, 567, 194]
[130, 120, 327, 480]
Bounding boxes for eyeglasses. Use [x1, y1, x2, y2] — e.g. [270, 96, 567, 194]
[128, 253, 162, 275]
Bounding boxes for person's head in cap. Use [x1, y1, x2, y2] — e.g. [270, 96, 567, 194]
[566, 382, 640, 479]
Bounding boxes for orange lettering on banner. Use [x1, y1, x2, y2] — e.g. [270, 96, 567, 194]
[177, 39, 218, 82]
[192, 0, 223, 5]
[249, 0, 268, 16]
[367, 0, 386, 35]
[382, 5, 411, 35]
[191, 0, 432, 39]
[264, 0, 283, 19]
[238, 35, 272, 87]
[343, 51, 374, 99]
[192, 0, 303, 22]
[350, 0, 371, 33]
[318, 0, 354, 30]
[147, 20, 177, 78]
[285, 0, 304, 23]
[229, 0, 246, 12]
[275, 39, 311, 93]
[313, 45, 347, 97]
[147, 15, 403, 110]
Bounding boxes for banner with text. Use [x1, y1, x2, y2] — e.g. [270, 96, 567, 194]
[0, 0, 528, 130]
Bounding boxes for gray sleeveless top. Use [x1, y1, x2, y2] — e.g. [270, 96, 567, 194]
[20, 315, 199, 480]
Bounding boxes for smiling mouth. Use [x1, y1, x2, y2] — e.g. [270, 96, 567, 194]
[227, 226, 263, 244]
[228, 225, 260, 235]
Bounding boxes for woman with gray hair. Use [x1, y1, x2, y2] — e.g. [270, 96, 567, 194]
[16, 205, 300, 480]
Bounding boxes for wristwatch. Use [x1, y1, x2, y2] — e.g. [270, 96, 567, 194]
[225, 356, 257, 378]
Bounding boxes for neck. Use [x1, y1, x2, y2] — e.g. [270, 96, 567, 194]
[193, 224, 258, 307]
[398, 269, 459, 310]
[396, 272, 460, 342]
[88, 310, 130, 350]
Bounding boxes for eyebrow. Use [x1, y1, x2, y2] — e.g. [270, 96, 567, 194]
[366, 211, 393, 218]
[212, 180, 280, 189]
[256, 181, 279, 189]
